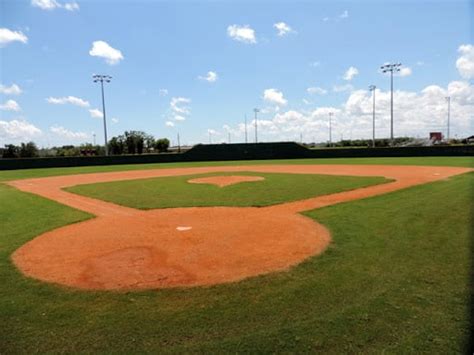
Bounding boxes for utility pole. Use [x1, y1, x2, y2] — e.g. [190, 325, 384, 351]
[380, 63, 401, 145]
[177, 132, 181, 153]
[369, 85, 376, 147]
[244, 114, 248, 143]
[445, 96, 451, 141]
[93, 74, 112, 155]
[253, 108, 260, 143]
[92, 132, 96, 145]
[328, 112, 333, 146]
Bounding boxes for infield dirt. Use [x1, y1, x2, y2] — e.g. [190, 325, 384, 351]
[8, 164, 472, 290]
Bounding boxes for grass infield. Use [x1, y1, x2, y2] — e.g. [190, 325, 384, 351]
[0, 157, 472, 352]
[66, 172, 388, 209]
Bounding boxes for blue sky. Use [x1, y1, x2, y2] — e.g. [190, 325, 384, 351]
[1, 0, 473, 146]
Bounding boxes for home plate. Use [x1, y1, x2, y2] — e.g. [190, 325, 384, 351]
[177, 226, 192, 231]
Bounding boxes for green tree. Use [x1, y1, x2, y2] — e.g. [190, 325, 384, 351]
[124, 131, 148, 154]
[19, 142, 39, 157]
[108, 136, 126, 155]
[155, 138, 170, 153]
[2, 144, 20, 158]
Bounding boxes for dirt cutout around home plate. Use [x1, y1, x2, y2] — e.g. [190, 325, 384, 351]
[8, 164, 472, 290]
[188, 175, 264, 187]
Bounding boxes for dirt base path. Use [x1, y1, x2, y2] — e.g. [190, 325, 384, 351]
[8, 164, 471, 290]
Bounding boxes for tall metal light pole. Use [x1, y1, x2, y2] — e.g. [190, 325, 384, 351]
[93, 74, 112, 156]
[253, 108, 260, 143]
[328, 112, 333, 146]
[380, 63, 401, 144]
[445, 96, 451, 141]
[369, 85, 376, 147]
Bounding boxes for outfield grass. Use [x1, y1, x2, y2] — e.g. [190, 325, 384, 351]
[66, 172, 388, 209]
[0, 156, 471, 182]
[1, 157, 472, 353]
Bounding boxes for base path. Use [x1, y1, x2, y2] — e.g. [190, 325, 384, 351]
[8, 164, 471, 290]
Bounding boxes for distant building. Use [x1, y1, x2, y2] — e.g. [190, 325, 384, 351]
[429, 132, 443, 143]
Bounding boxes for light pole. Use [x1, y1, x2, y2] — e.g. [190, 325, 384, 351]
[380, 63, 401, 144]
[177, 132, 181, 153]
[445, 96, 451, 141]
[93, 74, 112, 155]
[328, 112, 333, 146]
[369, 85, 376, 147]
[254, 108, 260, 143]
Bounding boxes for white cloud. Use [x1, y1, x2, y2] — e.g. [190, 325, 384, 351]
[198, 71, 218, 83]
[165, 121, 175, 127]
[273, 22, 295, 36]
[0, 28, 28, 47]
[50, 125, 88, 140]
[111, 117, 119, 124]
[223, 79, 474, 143]
[343, 66, 359, 81]
[207, 129, 219, 135]
[333, 84, 354, 93]
[46, 96, 90, 108]
[263, 88, 287, 106]
[227, 25, 256, 44]
[89, 40, 124, 65]
[31, 0, 79, 11]
[0, 99, 21, 112]
[174, 115, 186, 121]
[0, 84, 22, 95]
[323, 10, 349, 23]
[456, 44, 474, 79]
[159, 89, 168, 96]
[339, 10, 349, 19]
[170, 97, 191, 115]
[310, 61, 321, 68]
[398, 67, 412, 77]
[416, 61, 425, 66]
[63, 2, 79, 11]
[0, 119, 42, 143]
[89, 108, 103, 119]
[307, 87, 327, 95]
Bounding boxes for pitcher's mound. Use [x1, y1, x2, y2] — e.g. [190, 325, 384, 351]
[188, 175, 264, 187]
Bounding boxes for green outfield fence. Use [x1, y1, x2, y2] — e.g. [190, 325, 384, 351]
[0, 142, 473, 170]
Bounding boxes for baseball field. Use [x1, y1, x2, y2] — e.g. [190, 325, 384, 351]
[1, 156, 473, 352]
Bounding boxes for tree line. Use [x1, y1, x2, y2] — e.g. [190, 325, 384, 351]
[1, 131, 170, 158]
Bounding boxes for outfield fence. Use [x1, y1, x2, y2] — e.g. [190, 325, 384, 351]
[0, 142, 472, 170]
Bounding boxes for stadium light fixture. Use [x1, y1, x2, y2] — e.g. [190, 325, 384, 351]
[380, 63, 401, 144]
[93, 74, 112, 156]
